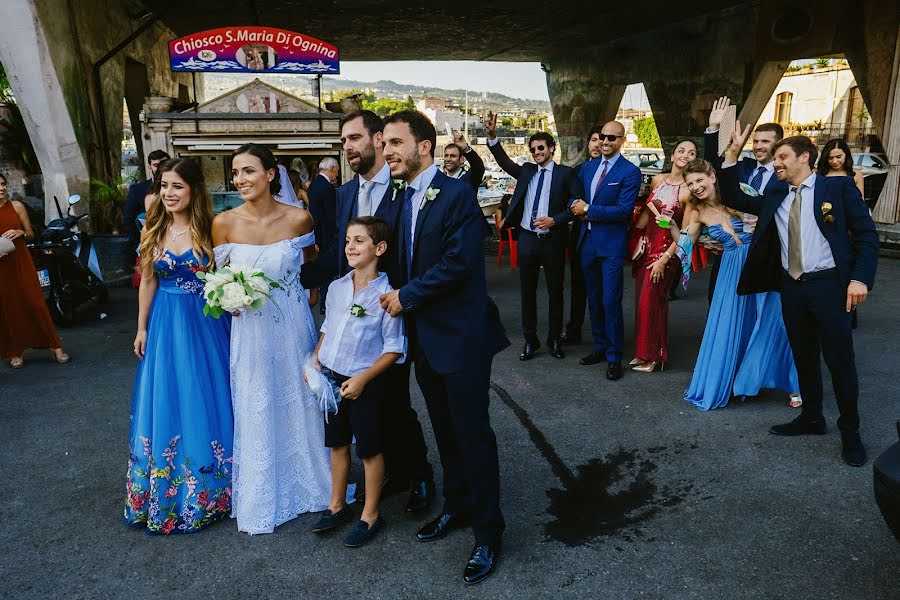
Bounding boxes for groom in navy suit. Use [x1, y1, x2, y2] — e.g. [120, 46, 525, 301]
[379, 110, 509, 585]
[301, 110, 435, 511]
[719, 128, 878, 467]
[569, 121, 642, 380]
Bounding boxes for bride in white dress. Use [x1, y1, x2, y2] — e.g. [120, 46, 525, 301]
[212, 144, 331, 534]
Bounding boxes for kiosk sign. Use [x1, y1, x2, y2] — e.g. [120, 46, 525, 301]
[169, 27, 339, 74]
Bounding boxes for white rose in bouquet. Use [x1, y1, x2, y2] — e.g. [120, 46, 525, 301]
[197, 263, 282, 318]
[219, 281, 250, 312]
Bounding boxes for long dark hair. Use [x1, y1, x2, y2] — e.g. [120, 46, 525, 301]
[231, 144, 281, 195]
[817, 138, 856, 177]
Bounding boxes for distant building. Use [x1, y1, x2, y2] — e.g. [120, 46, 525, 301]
[758, 61, 875, 148]
[415, 97, 480, 132]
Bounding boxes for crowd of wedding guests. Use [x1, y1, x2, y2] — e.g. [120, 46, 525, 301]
[0, 93, 879, 587]
[487, 95, 877, 470]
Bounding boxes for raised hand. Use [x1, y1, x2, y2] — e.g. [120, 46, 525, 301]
[452, 130, 471, 153]
[708, 96, 731, 132]
[724, 119, 752, 164]
[483, 111, 498, 140]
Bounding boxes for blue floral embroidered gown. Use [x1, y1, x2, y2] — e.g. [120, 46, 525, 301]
[684, 218, 756, 410]
[124, 249, 233, 534]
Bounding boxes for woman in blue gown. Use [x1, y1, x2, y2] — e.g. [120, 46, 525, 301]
[124, 158, 233, 534]
[680, 159, 798, 410]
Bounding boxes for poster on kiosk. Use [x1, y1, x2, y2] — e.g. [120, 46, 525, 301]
[169, 26, 340, 74]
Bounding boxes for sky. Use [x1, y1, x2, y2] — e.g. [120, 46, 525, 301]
[335, 61, 651, 110]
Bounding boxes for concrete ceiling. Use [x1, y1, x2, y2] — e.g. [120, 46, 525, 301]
[147, 0, 745, 62]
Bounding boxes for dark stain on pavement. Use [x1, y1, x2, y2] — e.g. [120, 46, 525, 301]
[490, 382, 696, 547]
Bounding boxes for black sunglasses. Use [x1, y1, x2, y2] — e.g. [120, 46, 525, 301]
[598, 134, 622, 142]
[529, 145, 546, 153]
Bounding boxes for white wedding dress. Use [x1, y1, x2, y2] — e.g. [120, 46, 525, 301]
[215, 233, 331, 534]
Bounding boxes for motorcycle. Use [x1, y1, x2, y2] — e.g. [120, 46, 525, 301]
[28, 194, 108, 326]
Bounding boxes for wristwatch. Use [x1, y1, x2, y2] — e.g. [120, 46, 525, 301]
[582, 204, 589, 215]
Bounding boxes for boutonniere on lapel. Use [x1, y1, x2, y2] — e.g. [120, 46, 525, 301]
[821, 201, 835, 224]
[349, 303, 368, 317]
[389, 178, 407, 201]
[420, 184, 440, 209]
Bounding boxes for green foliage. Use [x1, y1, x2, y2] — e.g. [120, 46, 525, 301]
[815, 58, 831, 69]
[633, 116, 661, 148]
[0, 101, 40, 173]
[362, 96, 415, 117]
[330, 88, 375, 103]
[88, 178, 127, 234]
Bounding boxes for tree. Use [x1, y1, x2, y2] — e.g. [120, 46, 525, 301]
[0, 64, 39, 173]
[633, 116, 661, 148]
[362, 96, 414, 117]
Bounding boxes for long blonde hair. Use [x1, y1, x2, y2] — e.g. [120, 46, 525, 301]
[139, 158, 214, 275]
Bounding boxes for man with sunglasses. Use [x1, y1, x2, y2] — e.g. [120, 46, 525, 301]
[569, 121, 642, 381]
[485, 111, 582, 361]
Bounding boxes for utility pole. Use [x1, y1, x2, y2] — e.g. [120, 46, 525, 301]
[464, 89, 469, 139]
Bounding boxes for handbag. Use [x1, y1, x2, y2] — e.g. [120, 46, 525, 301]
[630, 234, 647, 261]
[0, 236, 15, 257]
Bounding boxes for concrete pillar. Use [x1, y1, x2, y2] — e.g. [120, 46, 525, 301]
[0, 0, 89, 220]
[871, 27, 900, 224]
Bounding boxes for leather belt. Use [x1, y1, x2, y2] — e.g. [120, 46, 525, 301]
[783, 267, 838, 282]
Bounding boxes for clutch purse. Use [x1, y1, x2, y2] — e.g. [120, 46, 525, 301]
[0, 237, 15, 257]
[631, 235, 647, 261]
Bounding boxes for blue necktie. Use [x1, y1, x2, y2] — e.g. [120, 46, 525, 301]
[403, 185, 416, 275]
[531, 168, 546, 229]
[750, 166, 766, 192]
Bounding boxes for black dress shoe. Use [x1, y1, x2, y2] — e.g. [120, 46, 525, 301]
[769, 416, 827, 436]
[311, 505, 353, 533]
[606, 361, 623, 380]
[463, 543, 500, 585]
[579, 351, 605, 365]
[405, 479, 435, 513]
[549, 338, 564, 359]
[840, 431, 867, 467]
[519, 340, 540, 361]
[416, 511, 472, 543]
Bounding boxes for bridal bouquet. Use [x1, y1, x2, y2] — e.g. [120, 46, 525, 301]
[196, 265, 281, 318]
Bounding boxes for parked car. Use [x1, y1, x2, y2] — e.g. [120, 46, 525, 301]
[852, 152, 889, 177]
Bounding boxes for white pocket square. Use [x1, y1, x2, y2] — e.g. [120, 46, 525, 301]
[607, 182, 620, 186]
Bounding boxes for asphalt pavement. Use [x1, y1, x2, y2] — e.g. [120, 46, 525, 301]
[1, 256, 898, 599]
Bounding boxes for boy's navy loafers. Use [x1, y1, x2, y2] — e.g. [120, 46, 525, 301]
[343, 517, 384, 547]
[311, 506, 353, 534]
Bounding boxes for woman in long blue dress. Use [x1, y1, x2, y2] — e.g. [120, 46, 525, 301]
[124, 158, 233, 534]
[680, 159, 799, 410]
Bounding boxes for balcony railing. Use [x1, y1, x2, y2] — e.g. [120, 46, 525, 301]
[782, 124, 879, 148]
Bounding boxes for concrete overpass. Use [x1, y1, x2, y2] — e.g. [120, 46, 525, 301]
[2, 0, 900, 222]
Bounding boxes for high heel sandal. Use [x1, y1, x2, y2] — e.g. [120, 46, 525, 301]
[10, 357, 24, 369]
[51, 349, 70, 364]
[632, 361, 664, 373]
[628, 357, 644, 366]
[789, 394, 802, 408]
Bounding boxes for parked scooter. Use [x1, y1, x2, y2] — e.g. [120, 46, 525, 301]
[28, 195, 108, 326]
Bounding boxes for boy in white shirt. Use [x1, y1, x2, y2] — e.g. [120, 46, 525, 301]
[310, 216, 406, 547]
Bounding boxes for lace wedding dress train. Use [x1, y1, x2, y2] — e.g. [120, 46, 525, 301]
[215, 233, 331, 534]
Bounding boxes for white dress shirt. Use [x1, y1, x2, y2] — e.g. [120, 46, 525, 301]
[520, 161, 555, 233]
[357, 162, 391, 216]
[775, 172, 835, 274]
[318, 271, 407, 376]
[407, 163, 439, 247]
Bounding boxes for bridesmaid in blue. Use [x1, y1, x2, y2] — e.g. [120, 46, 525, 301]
[124, 158, 233, 534]
[681, 160, 756, 410]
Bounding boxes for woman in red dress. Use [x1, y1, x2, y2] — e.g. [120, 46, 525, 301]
[630, 140, 696, 372]
[0, 173, 70, 368]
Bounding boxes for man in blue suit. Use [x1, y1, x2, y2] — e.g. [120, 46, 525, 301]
[569, 121, 642, 380]
[302, 109, 435, 512]
[719, 128, 878, 467]
[442, 131, 485, 192]
[704, 96, 786, 303]
[485, 112, 581, 360]
[379, 110, 509, 585]
[122, 149, 168, 268]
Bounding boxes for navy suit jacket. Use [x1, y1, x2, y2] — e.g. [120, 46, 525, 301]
[455, 147, 486, 192]
[308, 174, 337, 256]
[335, 176, 403, 286]
[123, 178, 152, 247]
[397, 171, 509, 374]
[718, 167, 878, 295]
[488, 142, 578, 248]
[575, 156, 641, 256]
[704, 130, 788, 196]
